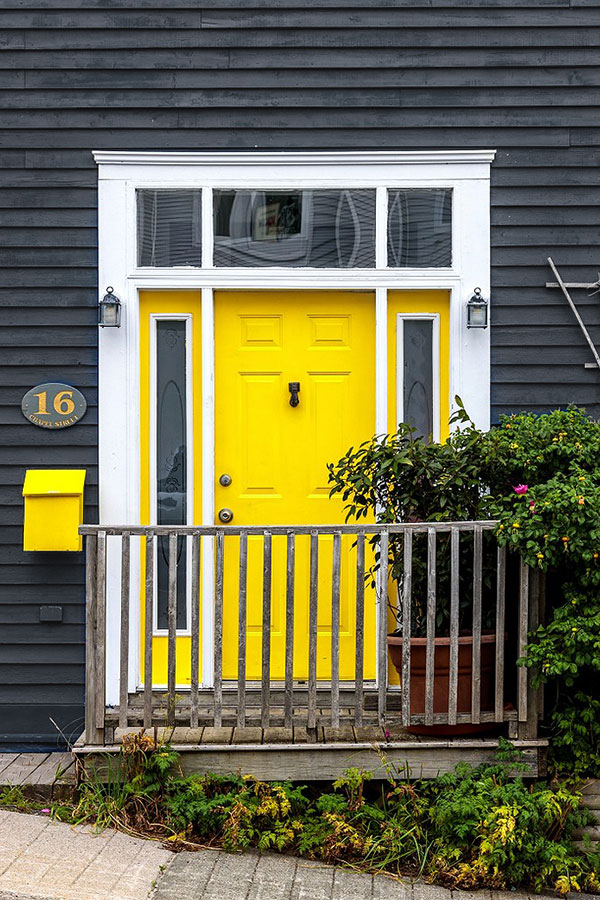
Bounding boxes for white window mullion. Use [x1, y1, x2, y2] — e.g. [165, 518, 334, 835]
[202, 186, 214, 268]
[375, 186, 388, 270]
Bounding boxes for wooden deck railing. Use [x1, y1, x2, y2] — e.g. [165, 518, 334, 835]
[81, 522, 541, 747]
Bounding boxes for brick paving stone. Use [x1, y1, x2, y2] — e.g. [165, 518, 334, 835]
[413, 882, 452, 900]
[331, 867, 373, 899]
[246, 853, 298, 900]
[289, 858, 336, 900]
[152, 851, 221, 898]
[200, 850, 261, 899]
[372, 873, 413, 899]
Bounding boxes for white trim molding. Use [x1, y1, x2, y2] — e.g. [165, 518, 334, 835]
[96, 149, 494, 702]
[94, 150, 497, 168]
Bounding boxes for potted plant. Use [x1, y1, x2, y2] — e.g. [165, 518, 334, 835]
[327, 402, 499, 734]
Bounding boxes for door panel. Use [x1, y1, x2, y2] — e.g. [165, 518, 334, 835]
[215, 290, 376, 681]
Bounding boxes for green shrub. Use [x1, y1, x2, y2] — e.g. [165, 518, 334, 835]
[68, 736, 600, 894]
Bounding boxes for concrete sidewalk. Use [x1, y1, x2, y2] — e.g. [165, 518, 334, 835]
[0, 810, 171, 900]
[0, 809, 564, 900]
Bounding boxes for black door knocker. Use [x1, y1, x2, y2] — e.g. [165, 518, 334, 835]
[288, 382, 300, 407]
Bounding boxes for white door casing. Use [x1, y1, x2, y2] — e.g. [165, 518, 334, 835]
[95, 150, 495, 703]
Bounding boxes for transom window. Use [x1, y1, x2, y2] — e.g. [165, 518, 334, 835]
[136, 187, 452, 269]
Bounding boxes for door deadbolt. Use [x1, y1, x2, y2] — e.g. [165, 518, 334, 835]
[218, 508, 234, 523]
[289, 381, 300, 407]
[219, 473, 232, 487]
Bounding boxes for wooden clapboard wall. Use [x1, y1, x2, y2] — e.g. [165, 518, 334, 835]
[0, 0, 599, 743]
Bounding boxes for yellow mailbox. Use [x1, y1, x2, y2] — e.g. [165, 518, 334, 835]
[23, 469, 86, 551]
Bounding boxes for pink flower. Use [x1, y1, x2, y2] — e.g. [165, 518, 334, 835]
[384, 729, 391, 741]
[41, 808, 50, 814]
[513, 484, 528, 494]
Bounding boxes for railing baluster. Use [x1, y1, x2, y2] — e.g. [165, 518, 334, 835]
[354, 531, 365, 727]
[261, 531, 272, 729]
[214, 531, 224, 728]
[425, 527, 436, 727]
[518, 560, 529, 722]
[471, 525, 483, 724]
[119, 532, 131, 730]
[401, 530, 412, 728]
[190, 534, 201, 729]
[237, 532, 248, 728]
[308, 531, 319, 731]
[494, 544, 506, 722]
[331, 531, 342, 729]
[377, 529, 389, 727]
[284, 531, 295, 729]
[167, 532, 178, 726]
[448, 527, 460, 726]
[84, 532, 100, 744]
[94, 530, 107, 735]
[143, 534, 154, 730]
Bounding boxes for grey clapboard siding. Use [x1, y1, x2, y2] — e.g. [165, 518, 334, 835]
[0, 0, 599, 744]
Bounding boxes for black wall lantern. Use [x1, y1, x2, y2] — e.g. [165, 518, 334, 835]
[98, 286, 122, 328]
[466, 287, 488, 329]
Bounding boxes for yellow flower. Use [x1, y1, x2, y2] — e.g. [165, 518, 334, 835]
[499, 524, 504, 531]
[594, 552, 599, 559]
[543, 533, 549, 539]
[572, 627, 578, 633]
[512, 522, 520, 529]
[562, 536, 570, 542]
[537, 552, 544, 559]
[579, 475, 586, 481]
[578, 496, 585, 505]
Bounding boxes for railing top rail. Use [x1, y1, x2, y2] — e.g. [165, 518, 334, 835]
[80, 521, 499, 537]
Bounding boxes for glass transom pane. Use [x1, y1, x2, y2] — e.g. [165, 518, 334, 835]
[213, 189, 376, 267]
[137, 189, 202, 267]
[387, 189, 452, 268]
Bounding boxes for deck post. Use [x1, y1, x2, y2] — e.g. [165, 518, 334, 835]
[84, 531, 106, 746]
[517, 564, 542, 741]
[84, 533, 99, 744]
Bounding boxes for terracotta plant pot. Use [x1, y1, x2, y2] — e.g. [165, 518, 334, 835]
[387, 633, 498, 736]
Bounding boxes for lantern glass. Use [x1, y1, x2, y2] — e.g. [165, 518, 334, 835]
[467, 290, 488, 329]
[99, 294, 121, 327]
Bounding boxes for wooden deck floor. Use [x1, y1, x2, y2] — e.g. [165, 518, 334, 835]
[0, 752, 77, 797]
[76, 725, 547, 782]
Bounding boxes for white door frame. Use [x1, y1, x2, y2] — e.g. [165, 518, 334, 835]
[95, 150, 495, 703]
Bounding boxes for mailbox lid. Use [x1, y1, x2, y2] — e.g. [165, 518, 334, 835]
[23, 469, 86, 497]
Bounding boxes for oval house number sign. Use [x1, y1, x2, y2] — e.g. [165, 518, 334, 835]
[21, 383, 87, 429]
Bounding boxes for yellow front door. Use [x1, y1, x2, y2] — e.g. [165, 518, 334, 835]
[214, 291, 376, 680]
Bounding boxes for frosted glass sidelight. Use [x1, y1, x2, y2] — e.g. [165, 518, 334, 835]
[137, 190, 202, 267]
[213, 189, 376, 267]
[156, 320, 188, 630]
[388, 189, 452, 268]
[403, 319, 434, 440]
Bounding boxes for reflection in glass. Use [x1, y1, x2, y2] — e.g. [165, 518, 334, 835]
[213, 189, 376, 267]
[403, 319, 434, 440]
[388, 189, 452, 267]
[137, 190, 202, 267]
[156, 320, 187, 629]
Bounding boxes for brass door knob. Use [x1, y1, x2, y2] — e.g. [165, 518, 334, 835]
[218, 508, 234, 524]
